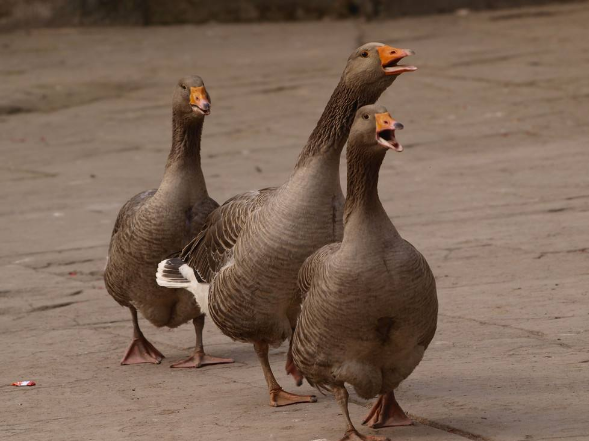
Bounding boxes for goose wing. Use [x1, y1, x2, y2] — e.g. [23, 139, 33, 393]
[184, 196, 220, 243]
[297, 242, 341, 301]
[400, 239, 438, 348]
[179, 187, 276, 282]
[105, 189, 156, 306]
[108, 189, 156, 251]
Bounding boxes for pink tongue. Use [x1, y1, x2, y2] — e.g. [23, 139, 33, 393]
[389, 65, 417, 73]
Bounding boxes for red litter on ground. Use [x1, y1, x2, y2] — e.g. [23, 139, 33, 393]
[12, 381, 36, 387]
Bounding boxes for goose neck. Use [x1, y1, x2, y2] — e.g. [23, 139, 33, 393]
[161, 112, 208, 199]
[166, 112, 204, 168]
[343, 142, 391, 233]
[295, 80, 363, 169]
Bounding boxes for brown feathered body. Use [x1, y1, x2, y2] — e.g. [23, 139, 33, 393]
[104, 107, 217, 328]
[292, 116, 438, 399]
[208, 153, 345, 344]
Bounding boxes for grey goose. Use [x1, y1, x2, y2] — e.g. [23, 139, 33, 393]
[292, 105, 438, 440]
[105, 76, 233, 369]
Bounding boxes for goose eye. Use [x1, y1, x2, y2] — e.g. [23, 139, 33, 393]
[361, 51, 369, 58]
[181, 84, 187, 90]
[362, 114, 369, 120]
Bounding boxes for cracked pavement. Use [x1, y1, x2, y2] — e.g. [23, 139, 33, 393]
[1, 3, 588, 440]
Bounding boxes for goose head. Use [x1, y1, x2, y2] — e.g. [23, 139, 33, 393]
[342, 42, 416, 90]
[351, 104, 404, 153]
[173, 75, 211, 120]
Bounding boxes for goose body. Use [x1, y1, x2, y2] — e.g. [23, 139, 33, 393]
[292, 106, 438, 441]
[104, 76, 232, 368]
[208, 154, 344, 345]
[294, 227, 437, 395]
[106, 187, 218, 326]
[158, 44, 417, 406]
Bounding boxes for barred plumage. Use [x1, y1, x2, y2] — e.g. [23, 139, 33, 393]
[179, 188, 276, 283]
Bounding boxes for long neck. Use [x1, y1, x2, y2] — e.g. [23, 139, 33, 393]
[343, 142, 394, 240]
[167, 112, 203, 169]
[160, 113, 208, 199]
[295, 79, 377, 169]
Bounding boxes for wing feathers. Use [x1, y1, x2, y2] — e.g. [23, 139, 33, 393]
[179, 187, 276, 283]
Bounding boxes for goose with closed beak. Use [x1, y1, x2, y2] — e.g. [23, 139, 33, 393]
[105, 76, 233, 369]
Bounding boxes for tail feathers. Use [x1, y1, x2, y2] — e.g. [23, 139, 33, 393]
[156, 258, 192, 288]
[155, 258, 210, 315]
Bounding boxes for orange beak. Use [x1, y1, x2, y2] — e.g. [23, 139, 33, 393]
[189, 86, 211, 115]
[377, 46, 417, 76]
[375, 112, 404, 152]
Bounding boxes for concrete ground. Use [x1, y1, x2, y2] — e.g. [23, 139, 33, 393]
[1, 2, 588, 440]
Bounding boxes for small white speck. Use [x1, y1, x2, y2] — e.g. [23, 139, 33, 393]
[484, 111, 504, 118]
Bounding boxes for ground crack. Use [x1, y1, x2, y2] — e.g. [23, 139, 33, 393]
[439, 313, 572, 349]
[32, 258, 100, 270]
[29, 301, 78, 313]
[408, 414, 493, 441]
[535, 248, 588, 259]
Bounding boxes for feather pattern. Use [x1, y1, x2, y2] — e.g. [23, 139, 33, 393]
[297, 243, 341, 301]
[179, 188, 276, 283]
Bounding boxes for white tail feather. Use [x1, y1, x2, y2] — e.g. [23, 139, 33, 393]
[156, 259, 210, 315]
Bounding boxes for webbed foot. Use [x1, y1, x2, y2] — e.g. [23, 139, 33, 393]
[362, 392, 412, 428]
[121, 336, 165, 365]
[269, 388, 317, 407]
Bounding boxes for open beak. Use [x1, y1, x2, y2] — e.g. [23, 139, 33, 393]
[375, 112, 403, 152]
[377, 46, 417, 76]
[189, 86, 211, 115]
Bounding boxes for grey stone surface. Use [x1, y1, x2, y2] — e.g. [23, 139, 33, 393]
[1, 2, 588, 440]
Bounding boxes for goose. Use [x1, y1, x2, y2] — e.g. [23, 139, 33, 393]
[156, 44, 416, 406]
[104, 76, 233, 369]
[291, 105, 438, 441]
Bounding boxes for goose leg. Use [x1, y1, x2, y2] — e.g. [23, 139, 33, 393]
[171, 315, 234, 368]
[121, 307, 165, 365]
[285, 333, 304, 386]
[362, 391, 412, 428]
[333, 386, 390, 441]
[254, 341, 317, 407]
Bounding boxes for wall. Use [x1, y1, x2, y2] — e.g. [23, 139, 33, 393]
[0, 0, 580, 31]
